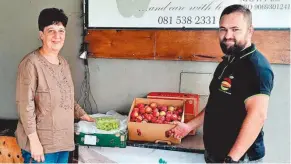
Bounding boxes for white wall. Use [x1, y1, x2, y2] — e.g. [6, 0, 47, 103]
[87, 59, 290, 162]
[0, 0, 84, 118]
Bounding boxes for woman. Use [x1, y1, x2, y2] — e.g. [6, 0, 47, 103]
[15, 8, 94, 163]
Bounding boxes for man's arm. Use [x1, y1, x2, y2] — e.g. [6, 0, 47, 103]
[171, 108, 205, 139]
[227, 94, 269, 161]
[186, 108, 205, 130]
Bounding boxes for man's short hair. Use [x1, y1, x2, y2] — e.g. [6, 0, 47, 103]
[38, 8, 68, 31]
[219, 4, 252, 26]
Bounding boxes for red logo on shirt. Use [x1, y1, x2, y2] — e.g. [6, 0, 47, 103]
[219, 75, 234, 95]
[221, 77, 231, 91]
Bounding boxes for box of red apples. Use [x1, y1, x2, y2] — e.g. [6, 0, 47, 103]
[128, 98, 185, 144]
[147, 92, 199, 135]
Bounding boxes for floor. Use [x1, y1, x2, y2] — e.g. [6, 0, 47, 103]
[78, 146, 205, 163]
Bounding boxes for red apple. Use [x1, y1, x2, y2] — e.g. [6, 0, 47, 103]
[166, 113, 172, 119]
[166, 117, 171, 122]
[177, 108, 183, 114]
[139, 108, 146, 114]
[159, 111, 166, 116]
[158, 116, 165, 121]
[173, 111, 179, 115]
[145, 114, 153, 121]
[141, 114, 145, 119]
[145, 106, 152, 113]
[153, 108, 159, 113]
[171, 114, 178, 121]
[160, 106, 168, 112]
[135, 119, 141, 123]
[166, 111, 173, 114]
[136, 115, 143, 122]
[177, 116, 182, 121]
[153, 111, 160, 117]
[136, 103, 145, 109]
[165, 130, 173, 138]
[131, 111, 139, 118]
[142, 119, 148, 123]
[151, 117, 157, 123]
[133, 107, 139, 113]
[150, 102, 157, 109]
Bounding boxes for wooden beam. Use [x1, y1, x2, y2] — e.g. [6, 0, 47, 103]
[155, 30, 221, 62]
[85, 30, 155, 59]
[85, 29, 290, 64]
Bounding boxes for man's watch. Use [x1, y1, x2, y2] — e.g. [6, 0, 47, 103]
[224, 156, 239, 163]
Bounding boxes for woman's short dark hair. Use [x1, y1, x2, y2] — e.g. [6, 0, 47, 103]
[38, 8, 68, 31]
[220, 4, 252, 26]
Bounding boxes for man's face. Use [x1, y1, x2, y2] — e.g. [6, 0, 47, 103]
[39, 22, 66, 52]
[218, 12, 253, 55]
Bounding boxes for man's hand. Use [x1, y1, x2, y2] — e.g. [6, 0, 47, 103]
[28, 133, 45, 163]
[80, 114, 95, 122]
[167, 121, 192, 139]
[166, 109, 205, 139]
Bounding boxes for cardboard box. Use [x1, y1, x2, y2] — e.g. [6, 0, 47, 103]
[147, 92, 199, 135]
[75, 131, 127, 148]
[128, 98, 185, 144]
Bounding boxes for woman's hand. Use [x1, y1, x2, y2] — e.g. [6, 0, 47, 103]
[80, 114, 95, 122]
[28, 133, 45, 162]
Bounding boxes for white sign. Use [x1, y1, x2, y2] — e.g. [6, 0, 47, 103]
[86, 0, 290, 29]
[84, 135, 97, 145]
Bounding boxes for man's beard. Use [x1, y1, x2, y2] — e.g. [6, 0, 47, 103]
[220, 39, 246, 55]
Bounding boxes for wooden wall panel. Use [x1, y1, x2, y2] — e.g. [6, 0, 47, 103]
[253, 31, 290, 64]
[155, 30, 221, 62]
[85, 30, 155, 59]
[86, 29, 290, 64]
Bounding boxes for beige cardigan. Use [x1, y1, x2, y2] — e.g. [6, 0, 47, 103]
[15, 49, 86, 153]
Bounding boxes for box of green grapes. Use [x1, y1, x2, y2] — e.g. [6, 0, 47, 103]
[75, 116, 127, 148]
[75, 131, 127, 148]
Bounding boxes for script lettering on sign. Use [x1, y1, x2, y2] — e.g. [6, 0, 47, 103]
[86, 0, 290, 29]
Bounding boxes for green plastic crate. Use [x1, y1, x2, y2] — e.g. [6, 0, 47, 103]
[75, 131, 127, 148]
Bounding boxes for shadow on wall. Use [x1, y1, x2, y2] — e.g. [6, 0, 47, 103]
[0, 119, 18, 136]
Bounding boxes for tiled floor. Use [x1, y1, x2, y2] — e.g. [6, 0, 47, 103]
[78, 146, 205, 163]
[77, 129, 206, 163]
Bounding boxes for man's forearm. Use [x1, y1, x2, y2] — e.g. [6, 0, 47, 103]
[186, 108, 205, 130]
[228, 95, 269, 161]
[228, 111, 265, 161]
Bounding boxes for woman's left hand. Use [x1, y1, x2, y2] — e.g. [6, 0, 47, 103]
[80, 114, 95, 122]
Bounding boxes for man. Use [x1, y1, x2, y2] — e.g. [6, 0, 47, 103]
[15, 8, 94, 163]
[169, 4, 274, 163]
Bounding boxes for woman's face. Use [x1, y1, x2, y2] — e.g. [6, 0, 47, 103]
[39, 22, 66, 52]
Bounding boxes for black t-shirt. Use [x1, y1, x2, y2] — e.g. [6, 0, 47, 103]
[203, 44, 274, 161]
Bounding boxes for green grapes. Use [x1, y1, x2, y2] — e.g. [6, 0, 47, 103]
[95, 117, 120, 131]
